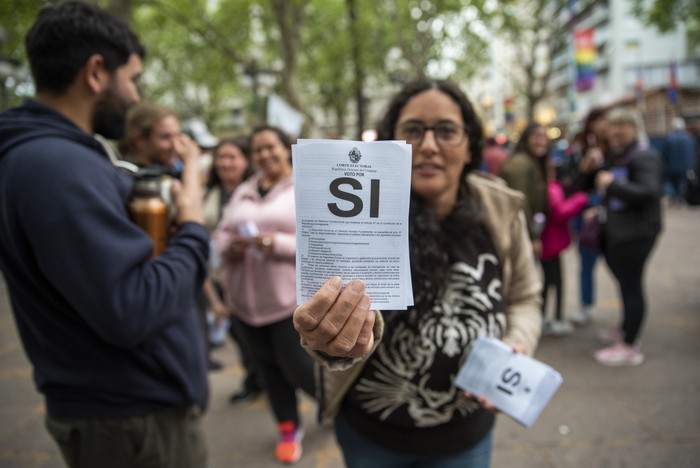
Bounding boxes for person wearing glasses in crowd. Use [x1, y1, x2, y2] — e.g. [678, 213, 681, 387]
[293, 78, 542, 467]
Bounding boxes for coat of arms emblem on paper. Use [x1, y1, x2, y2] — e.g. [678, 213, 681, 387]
[348, 147, 362, 164]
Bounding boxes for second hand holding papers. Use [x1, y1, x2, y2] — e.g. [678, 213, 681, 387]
[293, 139, 413, 310]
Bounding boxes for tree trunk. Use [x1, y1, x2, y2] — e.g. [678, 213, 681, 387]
[347, 0, 366, 139]
[270, 0, 307, 113]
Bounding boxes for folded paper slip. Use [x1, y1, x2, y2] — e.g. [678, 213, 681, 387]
[455, 337, 562, 428]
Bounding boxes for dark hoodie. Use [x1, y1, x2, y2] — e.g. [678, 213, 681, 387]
[0, 99, 209, 418]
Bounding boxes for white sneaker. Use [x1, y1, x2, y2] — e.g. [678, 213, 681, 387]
[542, 319, 554, 334]
[548, 320, 574, 337]
[594, 342, 644, 366]
[571, 307, 592, 326]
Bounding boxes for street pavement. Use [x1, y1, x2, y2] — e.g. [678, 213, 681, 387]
[1, 204, 699, 468]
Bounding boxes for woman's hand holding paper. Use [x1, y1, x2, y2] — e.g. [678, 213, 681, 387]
[293, 277, 376, 359]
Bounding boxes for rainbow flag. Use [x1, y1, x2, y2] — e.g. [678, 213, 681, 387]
[504, 96, 514, 123]
[574, 29, 596, 91]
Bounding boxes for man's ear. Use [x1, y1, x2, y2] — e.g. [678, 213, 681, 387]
[83, 54, 110, 94]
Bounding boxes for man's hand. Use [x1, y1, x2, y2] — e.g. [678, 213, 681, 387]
[293, 277, 376, 359]
[173, 133, 200, 167]
[171, 134, 203, 225]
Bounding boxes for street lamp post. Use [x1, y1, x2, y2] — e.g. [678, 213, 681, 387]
[242, 53, 278, 126]
[243, 58, 263, 122]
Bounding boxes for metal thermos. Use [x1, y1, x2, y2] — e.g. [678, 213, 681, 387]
[128, 171, 169, 257]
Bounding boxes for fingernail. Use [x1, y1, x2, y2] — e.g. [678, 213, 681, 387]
[360, 294, 371, 309]
[327, 276, 342, 291]
[349, 280, 365, 293]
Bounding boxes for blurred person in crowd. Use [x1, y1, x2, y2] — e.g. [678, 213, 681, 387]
[0, 2, 210, 467]
[568, 107, 609, 326]
[481, 136, 509, 175]
[293, 78, 542, 468]
[213, 126, 315, 464]
[500, 123, 550, 258]
[120, 103, 223, 371]
[201, 137, 263, 402]
[540, 158, 590, 336]
[661, 117, 696, 205]
[182, 117, 219, 185]
[118, 102, 185, 172]
[591, 108, 663, 366]
[685, 114, 700, 167]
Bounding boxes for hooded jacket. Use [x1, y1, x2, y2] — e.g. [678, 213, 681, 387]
[0, 99, 209, 418]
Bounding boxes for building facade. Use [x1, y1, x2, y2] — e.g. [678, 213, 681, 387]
[546, 0, 700, 135]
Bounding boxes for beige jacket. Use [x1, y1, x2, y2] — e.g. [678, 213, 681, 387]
[304, 172, 543, 422]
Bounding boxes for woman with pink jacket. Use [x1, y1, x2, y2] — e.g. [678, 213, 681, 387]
[540, 161, 590, 336]
[213, 125, 313, 464]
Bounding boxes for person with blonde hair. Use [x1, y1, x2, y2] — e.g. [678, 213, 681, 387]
[590, 107, 663, 366]
[119, 103, 184, 169]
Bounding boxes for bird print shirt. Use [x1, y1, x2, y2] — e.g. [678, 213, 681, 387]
[341, 224, 506, 456]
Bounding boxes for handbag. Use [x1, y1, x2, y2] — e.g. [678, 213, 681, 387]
[579, 213, 602, 252]
[685, 168, 700, 206]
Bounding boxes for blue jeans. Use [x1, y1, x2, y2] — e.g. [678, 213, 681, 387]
[578, 243, 598, 307]
[334, 413, 493, 468]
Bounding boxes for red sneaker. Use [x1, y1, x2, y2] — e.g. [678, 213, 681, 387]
[275, 421, 303, 464]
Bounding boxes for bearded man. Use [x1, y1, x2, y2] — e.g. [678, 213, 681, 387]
[0, 2, 210, 467]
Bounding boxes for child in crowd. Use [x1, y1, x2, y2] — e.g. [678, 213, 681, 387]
[541, 161, 590, 336]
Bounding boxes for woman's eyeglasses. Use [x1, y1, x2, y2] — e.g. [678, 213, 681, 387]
[396, 121, 468, 148]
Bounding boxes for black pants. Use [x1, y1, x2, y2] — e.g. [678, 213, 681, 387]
[542, 256, 563, 320]
[604, 238, 656, 345]
[228, 315, 263, 392]
[237, 315, 315, 426]
[210, 280, 262, 390]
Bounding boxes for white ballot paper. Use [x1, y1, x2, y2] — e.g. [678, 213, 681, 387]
[292, 139, 413, 310]
[455, 337, 563, 428]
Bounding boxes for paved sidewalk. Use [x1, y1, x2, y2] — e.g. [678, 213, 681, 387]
[1, 205, 699, 467]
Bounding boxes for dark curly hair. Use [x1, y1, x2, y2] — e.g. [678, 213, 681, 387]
[376, 78, 485, 310]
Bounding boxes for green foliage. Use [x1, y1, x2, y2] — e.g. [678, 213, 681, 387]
[631, 0, 700, 46]
[0, 1, 53, 108]
[2, 0, 507, 134]
[131, 0, 254, 129]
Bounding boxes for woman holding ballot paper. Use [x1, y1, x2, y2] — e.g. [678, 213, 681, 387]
[293, 78, 542, 467]
[213, 125, 315, 464]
